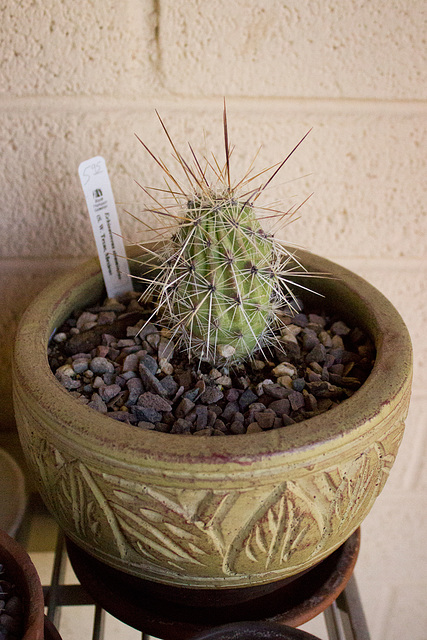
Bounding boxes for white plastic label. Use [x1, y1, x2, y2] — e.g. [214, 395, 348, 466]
[78, 156, 133, 299]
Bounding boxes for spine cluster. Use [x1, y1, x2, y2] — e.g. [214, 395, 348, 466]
[134, 108, 311, 365]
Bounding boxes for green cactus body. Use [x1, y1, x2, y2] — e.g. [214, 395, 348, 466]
[164, 194, 277, 361]
[136, 108, 310, 365]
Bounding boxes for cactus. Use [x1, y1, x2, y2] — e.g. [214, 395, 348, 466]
[134, 107, 311, 365]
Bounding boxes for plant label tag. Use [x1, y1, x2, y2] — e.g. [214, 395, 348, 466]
[78, 156, 133, 299]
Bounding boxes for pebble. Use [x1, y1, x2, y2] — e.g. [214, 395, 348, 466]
[88, 393, 108, 413]
[175, 397, 195, 418]
[98, 311, 116, 325]
[263, 383, 290, 399]
[230, 421, 246, 434]
[140, 354, 158, 375]
[254, 412, 275, 430]
[159, 359, 174, 375]
[0, 568, 23, 640]
[158, 339, 174, 361]
[160, 375, 179, 397]
[302, 329, 319, 351]
[49, 292, 375, 436]
[171, 418, 192, 434]
[292, 378, 305, 392]
[131, 405, 162, 423]
[331, 335, 345, 349]
[138, 362, 169, 397]
[137, 421, 156, 430]
[138, 323, 158, 340]
[279, 335, 301, 359]
[109, 411, 135, 424]
[308, 313, 326, 327]
[252, 359, 265, 370]
[122, 353, 139, 372]
[319, 330, 333, 347]
[272, 362, 297, 377]
[76, 311, 98, 330]
[146, 333, 160, 349]
[305, 343, 326, 364]
[239, 388, 258, 411]
[225, 388, 240, 402]
[193, 428, 213, 436]
[213, 419, 226, 432]
[255, 381, 265, 396]
[126, 320, 145, 337]
[126, 377, 143, 406]
[92, 375, 104, 389]
[215, 375, 232, 387]
[237, 375, 250, 389]
[269, 399, 291, 415]
[184, 387, 200, 403]
[90, 357, 114, 375]
[207, 410, 218, 427]
[199, 387, 224, 404]
[246, 422, 263, 433]
[217, 344, 236, 358]
[176, 370, 192, 390]
[53, 332, 67, 343]
[55, 366, 81, 390]
[56, 363, 75, 377]
[117, 338, 137, 349]
[283, 324, 302, 337]
[331, 321, 351, 336]
[98, 384, 121, 403]
[72, 358, 89, 374]
[138, 392, 172, 413]
[195, 405, 209, 428]
[0, 612, 21, 635]
[288, 391, 305, 411]
[4, 596, 22, 618]
[277, 375, 293, 388]
[305, 393, 318, 412]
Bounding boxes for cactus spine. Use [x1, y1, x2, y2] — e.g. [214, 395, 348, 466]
[135, 107, 311, 365]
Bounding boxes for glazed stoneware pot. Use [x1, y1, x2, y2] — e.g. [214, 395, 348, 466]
[13, 249, 412, 592]
[0, 528, 45, 640]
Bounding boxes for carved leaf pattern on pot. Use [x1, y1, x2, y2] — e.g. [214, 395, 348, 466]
[106, 481, 213, 571]
[326, 453, 377, 537]
[17, 406, 405, 581]
[30, 437, 129, 560]
[221, 481, 326, 576]
[101, 474, 270, 575]
[313, 418, 403, 548]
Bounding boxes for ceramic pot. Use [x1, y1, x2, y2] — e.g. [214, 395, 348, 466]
[0, 528, 45, 640]
[13, 249, 412, 591]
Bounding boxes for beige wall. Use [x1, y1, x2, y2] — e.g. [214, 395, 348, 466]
[1, 1, 426, 638]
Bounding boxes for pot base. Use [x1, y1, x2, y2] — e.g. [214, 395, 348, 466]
[66, 528, 360, 640]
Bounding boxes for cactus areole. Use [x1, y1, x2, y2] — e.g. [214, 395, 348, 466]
[135, 107, 312, 366]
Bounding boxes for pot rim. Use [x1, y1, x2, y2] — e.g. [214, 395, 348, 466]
[13, 248, 412, 468]
[0, 528, 45, 640]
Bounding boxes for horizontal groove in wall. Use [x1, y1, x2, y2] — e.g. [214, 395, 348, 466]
[0, 95, 426, 116]
[2, 256, 427, 268]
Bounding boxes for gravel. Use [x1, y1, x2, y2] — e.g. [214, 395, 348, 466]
[0, 564, 24, 640]
[48, 292, 376, 436]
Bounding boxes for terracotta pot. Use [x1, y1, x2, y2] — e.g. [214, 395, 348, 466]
[13, 249, 412, 591]
[0, 528, 45, 640]
[190, 621, 321, 640]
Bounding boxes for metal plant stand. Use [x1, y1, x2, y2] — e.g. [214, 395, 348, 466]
[41, 530, 370, 640]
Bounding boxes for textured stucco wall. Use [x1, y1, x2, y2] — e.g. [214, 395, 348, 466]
[1, 1, 426, 638]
